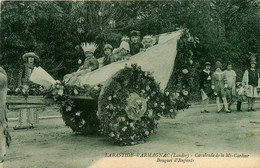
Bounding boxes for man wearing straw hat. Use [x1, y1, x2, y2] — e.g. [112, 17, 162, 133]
[14, 52, 40, 130]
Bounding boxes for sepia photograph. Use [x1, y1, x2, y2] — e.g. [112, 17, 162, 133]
[0, 0, 260, 167]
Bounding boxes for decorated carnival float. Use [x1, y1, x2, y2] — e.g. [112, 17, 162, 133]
[6, 29, 198, 146]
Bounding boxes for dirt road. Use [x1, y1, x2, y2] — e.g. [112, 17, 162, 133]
[3, 103, 260, 168]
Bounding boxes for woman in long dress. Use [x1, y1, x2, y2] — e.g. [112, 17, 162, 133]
[212, 61, 230, 113]
[242, 59, 260, 111]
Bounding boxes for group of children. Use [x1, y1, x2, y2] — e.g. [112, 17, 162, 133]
[200, 54, 260, 113]
[76, 30, 157, 73]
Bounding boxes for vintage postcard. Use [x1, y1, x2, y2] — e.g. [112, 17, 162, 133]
[0, 0, 259, 168]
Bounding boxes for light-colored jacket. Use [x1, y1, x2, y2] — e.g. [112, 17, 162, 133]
[0, 67, 10, 162]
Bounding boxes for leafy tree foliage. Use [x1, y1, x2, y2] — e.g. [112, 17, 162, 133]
[1, 0, 259, 97]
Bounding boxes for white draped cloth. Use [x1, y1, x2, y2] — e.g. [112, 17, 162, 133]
[65, 30, 182, 90]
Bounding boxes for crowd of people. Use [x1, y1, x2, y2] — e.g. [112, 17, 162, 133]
[200, 55, 260, 113]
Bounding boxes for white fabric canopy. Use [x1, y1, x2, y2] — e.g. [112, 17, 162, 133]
[72, 30, 182, 90]
[30, 66, 56, 89]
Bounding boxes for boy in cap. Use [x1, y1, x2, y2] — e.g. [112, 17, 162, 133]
[130, 30, 142, 55]
[14, 52, 40, 130]
[199, 62, 212, 113]
[103, 43, 113, 66]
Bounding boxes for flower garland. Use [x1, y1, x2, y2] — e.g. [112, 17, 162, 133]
[166, 28, 198, 111]
[98, 64, 177, 145]
[52, 82, 102, 134]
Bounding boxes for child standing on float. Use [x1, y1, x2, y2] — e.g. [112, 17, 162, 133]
[199, 62, 212, 113]
[212, 61, 230, 113]
[14, 52, 40, 130]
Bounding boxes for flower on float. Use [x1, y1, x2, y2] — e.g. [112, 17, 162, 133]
[75, 112, 80, 116]
[182, 69, 189, 74]
[78, 59, 82, 64]
[82, 120, 85, 125]
[122, 127, 127, 132]
[74, 89, 79, 95]
[146, 85, 150, 91]
[55, 84, 60, 89]
[55, 80, 61, 84]
[144, 72, 148, 76]
[119, 138, 122, 141]
[108, 96, 112, 100]
[130, 123, 134, 127]
[145, 131, 149, 135]
[154, 102, 158, 107]
[162, 106, 165, 109]
[165, 92, 170, 96]
[170, 109, 174, 113]
[130, 142, 135, 145]
[150, 130, 154, 134]
[110, 132, 115, 137]
[142, 90, 146, 93]
[148, 110, 153, 117]
[182, 90, 189, 96]
[58, 89, 63, 96]
[161, 102, 165, 106]
[130, 136, 134, 140]
[189, 59, 193, 64]
[94, 86, 99, 90]
[113, 94, 117, 98]
[121, 117, 126, 122]
[106, 105, 110, 109]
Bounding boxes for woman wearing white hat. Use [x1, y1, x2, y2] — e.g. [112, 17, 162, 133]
[14, 52, 40, 130]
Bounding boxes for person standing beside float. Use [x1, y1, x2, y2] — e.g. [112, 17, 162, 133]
[223, 62, 237, 111]
[242, 55, 260, 111]
[199, 62, 212, 113]
[212, 61, 230, 113]
[13, 52, 40, 130]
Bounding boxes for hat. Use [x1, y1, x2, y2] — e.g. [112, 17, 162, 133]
[142, 35, 156, 45]
[119, 41, 130, 52]
[121, 36, 130, 42]
[112, 48, 120, 54]
[215, 61, 222, 68]
[205, 62, 211, 66]
[130, 30, 140, 36]
[250, 53, 257, 64]
[22, 52, 40, 62]
[103, 44, 113, 50]
[236, 82, 242, 86]
[81, 42, 97, 53]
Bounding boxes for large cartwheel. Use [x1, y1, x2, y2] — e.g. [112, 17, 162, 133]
[97, 65, 163, 145]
